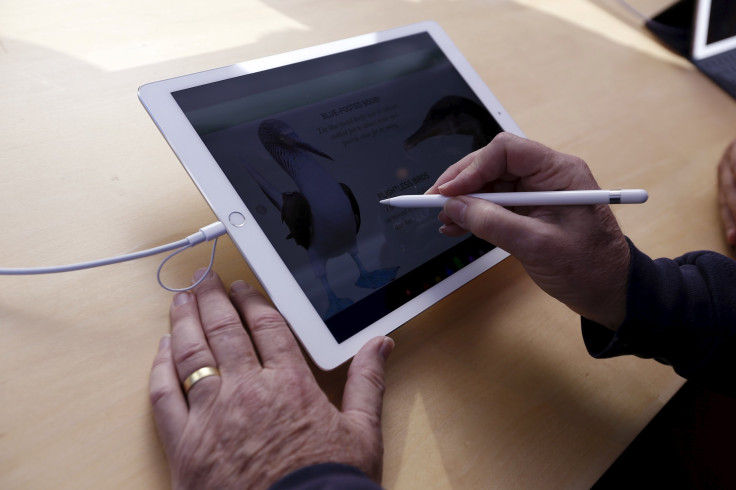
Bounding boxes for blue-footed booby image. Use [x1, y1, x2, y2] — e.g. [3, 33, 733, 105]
[404, 95, 499, 152]
[249, 119, 399, 317]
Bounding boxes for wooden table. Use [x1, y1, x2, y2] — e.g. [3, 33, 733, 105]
[2, 1, 734, 488]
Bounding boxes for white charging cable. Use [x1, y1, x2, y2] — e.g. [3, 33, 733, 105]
[0, 221, 228, 292]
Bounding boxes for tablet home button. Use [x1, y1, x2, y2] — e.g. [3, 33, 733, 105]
[228, 211, 246, 227]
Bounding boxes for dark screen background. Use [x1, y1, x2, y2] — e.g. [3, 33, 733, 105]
[707, 0, 736, 44]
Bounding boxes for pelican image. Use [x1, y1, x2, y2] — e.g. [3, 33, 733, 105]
[247, 118, 399, 317]
[404, 95, 499, 151]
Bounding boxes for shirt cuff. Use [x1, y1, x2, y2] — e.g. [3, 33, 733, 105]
[269, 463, 382, 490]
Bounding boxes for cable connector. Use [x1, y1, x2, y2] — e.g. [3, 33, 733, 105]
[186, 221, 228, 246]
[158, 221, 229, 292]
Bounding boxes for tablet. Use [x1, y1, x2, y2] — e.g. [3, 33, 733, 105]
[692, 0, 736, 60]
[139, 21, 523, 369]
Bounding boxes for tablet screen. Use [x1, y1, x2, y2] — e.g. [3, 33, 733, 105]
[170, 32, 503, 343]
[705, 0, 736, 45]
[693, 0, 736, 58]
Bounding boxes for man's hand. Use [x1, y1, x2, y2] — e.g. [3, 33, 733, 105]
[718, 139, 736, 246]
[149, 271, 393, 489]
[430, 133, 630, 330]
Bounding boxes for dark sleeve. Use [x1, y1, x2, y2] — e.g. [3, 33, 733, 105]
[269, 463, 383, 490]
[581, 238, 736, 396]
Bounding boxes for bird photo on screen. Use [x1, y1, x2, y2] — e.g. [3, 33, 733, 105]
[404, 95, 497, 152]
[245, 118, 399, 318]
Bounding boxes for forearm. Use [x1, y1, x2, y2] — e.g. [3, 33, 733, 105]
[581, 239, 736, 395]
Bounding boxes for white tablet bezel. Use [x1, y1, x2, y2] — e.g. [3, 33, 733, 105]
[692, 0, 736, 59]
[139, 21, 522, 370]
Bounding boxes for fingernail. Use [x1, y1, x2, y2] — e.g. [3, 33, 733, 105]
[230, 280, 250, 292]
[158, 334, 171, 351]
[444, 198, 467, 224]
[379, 337, 395, 361]
[173, 292, 192, 306]
[192, 268, 210, 283]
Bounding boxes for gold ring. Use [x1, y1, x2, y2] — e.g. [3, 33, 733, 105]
[183, 366, 220, 394]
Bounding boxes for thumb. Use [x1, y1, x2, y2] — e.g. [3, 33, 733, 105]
[341, 337, 393, 420]
[443, 196, 546, 257]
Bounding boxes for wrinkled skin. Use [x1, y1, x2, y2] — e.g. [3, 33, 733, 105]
[429, 132, 630, 330]
[149, 271, 393, 489]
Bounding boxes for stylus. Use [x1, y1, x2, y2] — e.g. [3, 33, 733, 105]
[379, 189, 649, 208]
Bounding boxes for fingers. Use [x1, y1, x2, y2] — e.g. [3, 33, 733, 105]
[718, 141, 736, 246]
[191, 272, 259, 370]
[719, 185, 736, 246]
[342, 337, 393, 421]
[436, 132, 541, 196]
[426, 149, 479, 194]
[441, 196, 549, 258]
[149, 335, 188, 452]
[436, 136, 510, 196]
[433, 132, 599, 197]
[169, 291, 222, 405]
[229, 280, 307, 371]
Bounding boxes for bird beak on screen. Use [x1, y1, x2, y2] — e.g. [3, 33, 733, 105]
[294, 139, 334, 161]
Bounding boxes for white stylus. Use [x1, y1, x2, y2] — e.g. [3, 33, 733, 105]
[379, 189, 648, 208]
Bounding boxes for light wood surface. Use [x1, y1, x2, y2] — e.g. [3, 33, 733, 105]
[2, 1, 734, 488]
